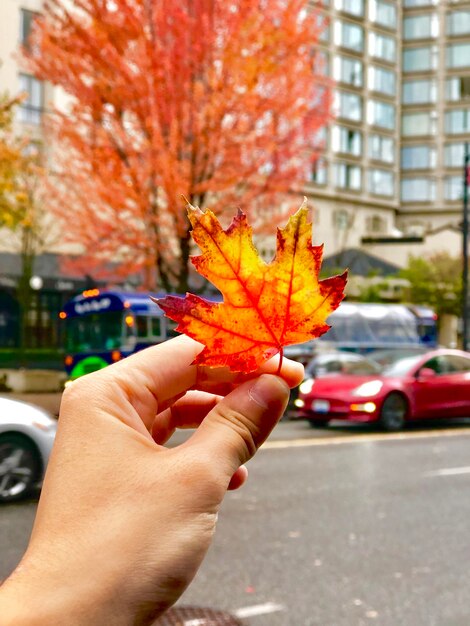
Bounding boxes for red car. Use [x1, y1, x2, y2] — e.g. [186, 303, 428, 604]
[296, 349, 470, 431]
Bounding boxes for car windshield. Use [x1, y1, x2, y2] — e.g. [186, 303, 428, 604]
[381, 354, 424, 377]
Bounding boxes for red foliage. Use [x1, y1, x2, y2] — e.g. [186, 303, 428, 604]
[27, 0, 331, 292]
[157, 202, 347, 373]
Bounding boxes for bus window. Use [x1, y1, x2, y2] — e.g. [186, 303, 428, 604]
[135, 316, 148, 338]
[166, 319, 179, 338]
[150, 317, 162, 338]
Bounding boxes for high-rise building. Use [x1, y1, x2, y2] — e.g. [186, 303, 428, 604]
[307, 0, 469, 269]
[1, 0, 469, 266]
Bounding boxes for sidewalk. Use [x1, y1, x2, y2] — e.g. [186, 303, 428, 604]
[1, 392, 62, 417]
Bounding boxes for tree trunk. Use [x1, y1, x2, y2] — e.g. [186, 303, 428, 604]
[17, 225, 35, 353]
[176, 227, 192, 294]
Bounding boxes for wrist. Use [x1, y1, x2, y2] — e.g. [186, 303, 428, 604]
[0, 560, 130, 626]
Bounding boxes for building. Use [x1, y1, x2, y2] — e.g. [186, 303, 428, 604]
[0, 0, 90, 348]
[0, 0, 469, 347]
[307, 0, 470, 268]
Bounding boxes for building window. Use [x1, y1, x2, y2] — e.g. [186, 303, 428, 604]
[318, 13, 330, 42]
[369, 0, 397, 29]
[444, 143, 465, 167]
[331, 126, 362, 155]
[368, 66, 395, 96]
[17, 74, 43, 125]
[444, 176, 463, 201]
[20, 9, 39, 47]
[446, 44, 470, 69]
[311, 158, 327, 185]
[335, 91, 362, 121]
[402, 112, 437, 136]
[401, 178, 436, 202]
[404, 0, 437, 6]
[403, 14, 438, 40]
[369, 134, 394, 163]
[367, 100, 395, 130]
[313, 50, 330, 76]
[447, 10, 470, 36]
[334, 0, 364, 17]
[334, 163, 362, 190]
[369, 32, 396, 63]
[333, 209, 353, 230]
[368, 169, 394, 196]
[334, 21, 364, 52]
[402, 79, 437, 104]
[313, 126, 328, 151]
[401, 145, 436, 169]
[333, 56, 363, 86]
[446, 77, 470, 102]
[445, 109, 470, 134]
[403, 46, 437, 72]
[366, 215, 387, 233]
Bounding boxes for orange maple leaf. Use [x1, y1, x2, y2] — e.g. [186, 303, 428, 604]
[155, 200, 347, 373]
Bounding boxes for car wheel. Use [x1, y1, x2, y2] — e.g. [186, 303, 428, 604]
[0, 434, 41, 502]
[379, 393, 407, 432]
[308, 418, 330, 428]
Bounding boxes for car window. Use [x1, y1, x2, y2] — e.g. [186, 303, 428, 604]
[307, 354, 380, 376]
[444, 355, 470, 373]
[421, 356, 447, 375]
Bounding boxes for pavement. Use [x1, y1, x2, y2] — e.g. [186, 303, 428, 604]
[5, 426, 470, 625]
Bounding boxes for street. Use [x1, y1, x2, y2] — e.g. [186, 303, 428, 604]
[3, 419, 470, 625]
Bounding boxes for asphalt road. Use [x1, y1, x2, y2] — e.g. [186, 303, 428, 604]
[3, 420, 470, 625]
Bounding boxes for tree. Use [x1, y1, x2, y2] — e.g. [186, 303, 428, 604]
[0, 92, 48, 346]
[399, 253, 462, 318]
[26, 0, 330, 292]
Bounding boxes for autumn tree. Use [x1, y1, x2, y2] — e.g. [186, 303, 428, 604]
[26, 0, 330, 292]
[0, 92, 48, 346]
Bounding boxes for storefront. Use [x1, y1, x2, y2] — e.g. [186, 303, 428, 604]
[0, 253, 105, 349]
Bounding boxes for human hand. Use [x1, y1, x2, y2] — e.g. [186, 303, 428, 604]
[0, 336, 303, 625]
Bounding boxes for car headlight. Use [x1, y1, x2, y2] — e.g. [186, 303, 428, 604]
[352, 380, 383, 397]
[299, 378, 314, 395]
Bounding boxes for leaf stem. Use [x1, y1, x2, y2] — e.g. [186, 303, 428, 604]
[276, 347, 283, 376]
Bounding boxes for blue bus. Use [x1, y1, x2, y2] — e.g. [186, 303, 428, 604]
[61, 289, 177, 379]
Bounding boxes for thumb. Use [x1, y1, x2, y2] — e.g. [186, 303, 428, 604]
[189, 374, 290, 477]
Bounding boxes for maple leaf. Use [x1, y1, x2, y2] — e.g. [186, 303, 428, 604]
[155, 200, 347, 373]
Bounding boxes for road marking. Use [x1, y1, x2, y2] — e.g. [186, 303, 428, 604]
[234, 602, 285, 619]
[262, 427, 470, 450]
[424, 466, 470, 477]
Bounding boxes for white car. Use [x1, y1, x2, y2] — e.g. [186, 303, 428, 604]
[0, 397, 57, 503]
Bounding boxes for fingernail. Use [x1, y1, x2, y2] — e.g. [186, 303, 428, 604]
[248, 374, 290, 410]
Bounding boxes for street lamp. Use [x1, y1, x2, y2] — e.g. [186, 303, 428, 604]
[29, 275, 43, 291]
[463, 143, 469, 351]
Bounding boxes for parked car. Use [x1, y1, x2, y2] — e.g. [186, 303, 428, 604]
[295, 349, 470, 431]
[0, 397, 57, 502]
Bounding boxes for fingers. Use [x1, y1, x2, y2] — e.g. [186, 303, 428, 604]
[228, 466, 248, 491]
[94, 336, 303, 432]
[151, 391, 222, 444]
[189, 374, 290, 477]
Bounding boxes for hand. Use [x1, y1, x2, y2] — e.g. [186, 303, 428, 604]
[0, 336, 303, 625]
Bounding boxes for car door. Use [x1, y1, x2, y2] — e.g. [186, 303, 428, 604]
[444, 355, 470, 416]
[413, 355, 459, 418]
